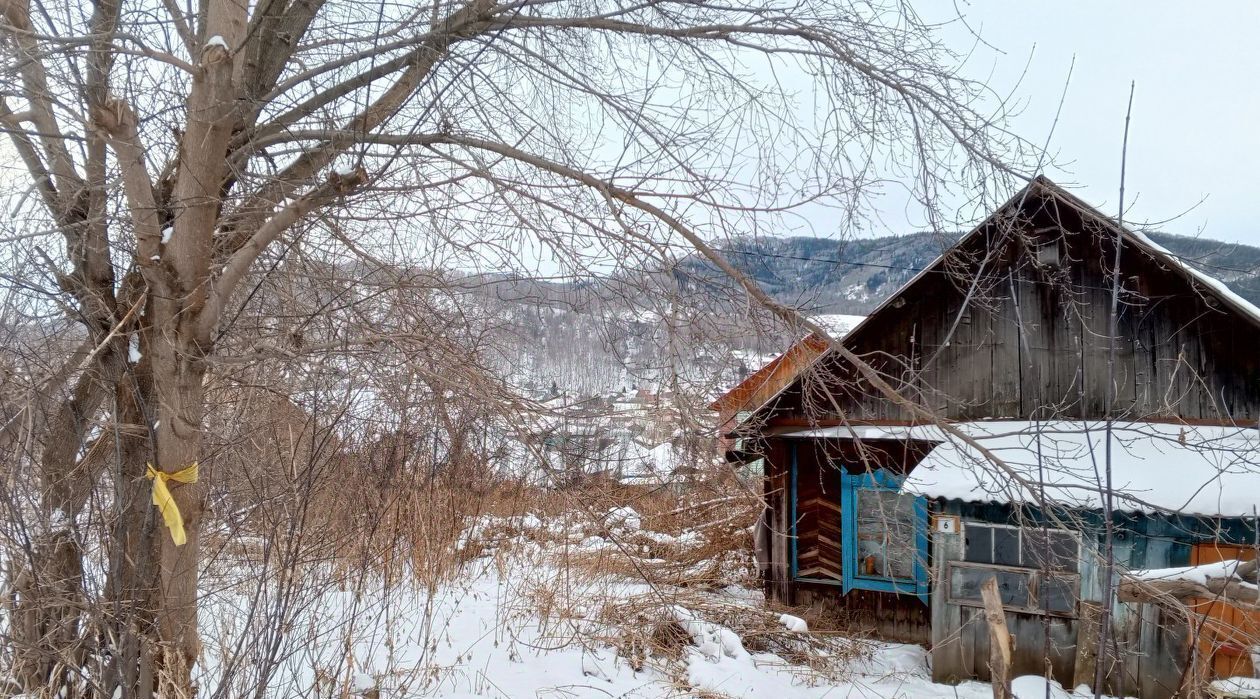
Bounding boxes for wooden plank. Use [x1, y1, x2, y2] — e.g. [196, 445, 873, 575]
[1188, 543, 1260, 681]
[930, 519, 966, 684]
[981, 576, 1013, 699]
[990, 293, 1022, 417]
[1139, 604, 1189, 699]
[1072, 601, 1104, 692]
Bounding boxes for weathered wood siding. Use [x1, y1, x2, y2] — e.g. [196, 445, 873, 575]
[768, 194, 1260, 426]
[763, 433, 1259, 698]
[793, 453, 843, 580]
[750, 182, 1260, 699]
[762, 438, 792, 602]
[928, 501, 1259, 699]
[793, 583, 932, 645]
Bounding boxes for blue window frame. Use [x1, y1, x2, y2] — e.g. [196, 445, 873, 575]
[839, 468, 929, 604]
[788, 444, 929, 603]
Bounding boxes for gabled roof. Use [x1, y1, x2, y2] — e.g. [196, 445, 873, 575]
[708, 333, 829, 413]
[709, 315, 865, 414]
[1047, 178, 1260, 328]
[732, 175, 1260, 422]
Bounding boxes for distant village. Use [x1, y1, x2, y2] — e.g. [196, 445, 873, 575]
[525, 386, 703, 486]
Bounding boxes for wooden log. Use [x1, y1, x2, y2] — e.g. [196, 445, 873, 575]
[1072, 601, 1104, 693]
[1117, 559, 1260, 609]
[980, 576, 1013, 699]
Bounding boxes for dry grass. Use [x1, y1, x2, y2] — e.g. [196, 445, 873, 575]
[486, 468, 878, 692]
[205, 455, 874, 696]
[468, 467, 874, 675]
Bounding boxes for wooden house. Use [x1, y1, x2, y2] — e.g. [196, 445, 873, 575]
[721, 177, 1260, 698]
[710, 333, 831, 457]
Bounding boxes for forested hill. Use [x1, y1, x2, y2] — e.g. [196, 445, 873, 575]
[676, 231, 1260, 314]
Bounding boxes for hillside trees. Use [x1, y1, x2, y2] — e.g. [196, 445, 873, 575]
[0, 0, 1027, 695]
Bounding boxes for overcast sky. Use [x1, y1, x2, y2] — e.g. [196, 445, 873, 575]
[933, 0, 1260, 245]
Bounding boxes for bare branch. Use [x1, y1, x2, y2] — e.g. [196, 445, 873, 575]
[92, 97, 166, 284]
[201, 167, 368, 338]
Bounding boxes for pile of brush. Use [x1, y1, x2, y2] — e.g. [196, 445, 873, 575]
[589, 589, 875, 685]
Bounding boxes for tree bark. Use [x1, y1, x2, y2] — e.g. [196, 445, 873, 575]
[103, 369, 162, 699]
[143, 1, 245, 691]
[149, 345, 209, 693]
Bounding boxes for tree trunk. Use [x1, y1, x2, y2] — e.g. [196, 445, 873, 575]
[102, 371, 162, 699]
[8, 350, 123, 695]
[8, 530, 86, 694]
[144, 1, 243, 688]
[148, 329, 209, 696]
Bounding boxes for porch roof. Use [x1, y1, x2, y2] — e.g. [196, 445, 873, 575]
[781, 421, 1260, 517]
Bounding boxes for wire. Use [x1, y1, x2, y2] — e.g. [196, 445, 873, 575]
[712, 245, 940, 276]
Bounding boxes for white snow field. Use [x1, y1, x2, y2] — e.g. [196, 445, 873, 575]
[195, 510, 1133, 698]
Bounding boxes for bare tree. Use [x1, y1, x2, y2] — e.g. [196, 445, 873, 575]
[0, 0, 1027, 695]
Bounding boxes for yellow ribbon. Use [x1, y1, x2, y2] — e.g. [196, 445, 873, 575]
[145, 462, 199, 546]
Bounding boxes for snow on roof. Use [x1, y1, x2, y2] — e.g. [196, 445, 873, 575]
[784, 421, 1260, 516]
[813, 314, 866, 337]
[1125, 230, 1260, 327]
[1209, 677, 1260, 699]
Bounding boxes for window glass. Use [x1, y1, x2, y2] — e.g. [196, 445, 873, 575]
[964, 523, 1079, 572]
[1024, 530, 1079, 573]
[950, 521, 1080, 616]
[949, 566, 1032, 608]
[964, 525, 993, 564]
[948, 565, 986, 603]
[992, 527, 1021, 566]
[855, 488, 916, 580]
[991, 569, 1031, 607]
[1039, 575, 1077, 614]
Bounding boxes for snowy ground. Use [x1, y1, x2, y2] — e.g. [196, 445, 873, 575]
[197, 510, 1124, 698]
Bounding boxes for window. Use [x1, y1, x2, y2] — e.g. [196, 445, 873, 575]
[949, 565, 1031, 608]
[854, 489, 917, 580]
[840, 469, 928, 603]
[1033, 240, 1062, 267]
[1039, 574, 1078, 615]
[964, 523, 1079, 572]
[950, 523, 1081, 616]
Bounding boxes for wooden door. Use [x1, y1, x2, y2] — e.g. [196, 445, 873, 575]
[1190, 543, 1259, 679]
